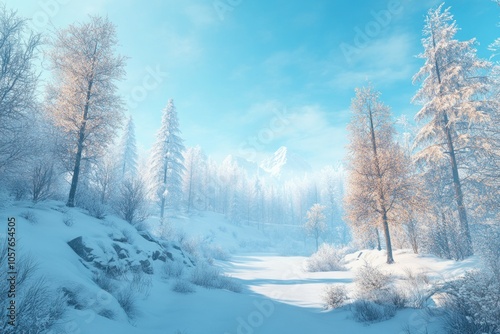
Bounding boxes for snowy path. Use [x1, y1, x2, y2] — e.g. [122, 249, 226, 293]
[219, 254, 353, 309]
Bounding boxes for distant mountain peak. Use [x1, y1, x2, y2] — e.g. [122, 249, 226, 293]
[259, 146, 311, 178]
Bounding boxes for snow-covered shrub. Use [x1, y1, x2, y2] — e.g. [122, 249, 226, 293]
[441, 270, 500, 334]
[323, 284, 348, 309]
[81, 197, 107, 219]
[163, 261, 184, 278]
[63, 213, 74, 227]
[190, 262, 242, 292]
[203, 244, 230, 261]
[475, 226, 500, 279]
[129, 270, 152, 298]
[0, 240, 65, 333]
[401, 268, 433, 308]
[29, 160, 56, 203]
[306, 243, 346, 272]
[116, 288, 138, 320]
[20, 210, 38, 224]
[355, 262, 392, 300]
[350, 261, 402, 321]
[93, 272, 116, 293]
[172, 279, 195, 294]
[13, 280, 66, 334]
[181, 237, 201, 258]
[350, 300, 396, 323]
[113, 177, 149, 224]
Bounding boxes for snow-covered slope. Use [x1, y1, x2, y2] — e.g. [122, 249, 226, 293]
[0, 201, 481, 334]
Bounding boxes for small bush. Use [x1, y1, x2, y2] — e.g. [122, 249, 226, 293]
[78, 194, 107, 219]
[116, 288, 138, 320]
[172, 280, 196, 294]
[306, 243, 346, 272]
[163, 261, 184, 278]
[113, 177, 149, 224]
[130, 271, 152, 297]
[204, 244, 230, 261]
[93, 272, 116, 293]
[14, 280, 67, 333]
[20, 210, 38, 224]
[0, 240, 65, 334]
[385, 287, 407, 309]
[401, 268, 433, 308]
[441, 270, 500, 334]
[323, 285, 348, 309]
[351, 300, 396, 323]
[190, 262, 242, 293]
[355, 262, 391, 299]
[181, 237, 201, 258]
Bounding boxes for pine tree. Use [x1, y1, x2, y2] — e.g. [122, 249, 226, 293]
[149, 99, 185, 219]
[47, 16, 126, 207]
[118, 116, 138, 178]
[412, 5, 491, 257]
[345, 86, 416, 264]
[182, 146, 207, 212]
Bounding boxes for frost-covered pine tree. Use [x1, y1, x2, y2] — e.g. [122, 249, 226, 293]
[47, 16, 126, 207]
[345, 86, 416, 264]
[149, 99, 185, 219]
[118, 116, 138, 178]
[182, 146, 207, 212]
[412, 5, 491, 257]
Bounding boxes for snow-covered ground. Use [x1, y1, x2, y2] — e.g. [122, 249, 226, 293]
[0, 201, 480, 334]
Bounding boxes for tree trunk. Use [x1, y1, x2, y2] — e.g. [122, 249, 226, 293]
[431, 24, 473, 258]
[375, 228, 381, 251]
[382, 210, 394, 264]
[443, 112, 473, 258]
[160, 162, 168, 219]
[368, 105, 394, 263]
[67, 77, 93, 207]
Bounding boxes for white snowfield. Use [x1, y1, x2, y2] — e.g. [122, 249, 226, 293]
[0, 201, 478, 334]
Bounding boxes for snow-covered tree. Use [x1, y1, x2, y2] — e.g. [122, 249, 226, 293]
[412, 5, 491, 257]
[149, 99, 185, 219]
[118, 116, 138, 179]
[47, 16, 126, 207]
[0, 5, 41, 172]
[345, 86, 417, 264]
[304, 203, 328, 251]
[182, 146, 207, 212]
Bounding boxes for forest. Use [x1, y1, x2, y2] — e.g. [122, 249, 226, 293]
[0, 1, 499, 334]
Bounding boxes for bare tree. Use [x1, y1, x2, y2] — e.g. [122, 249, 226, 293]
[304, 203, 328, 251]
[0, 5, 41, 171]
[114, 177, 149, 224]
[46, 16, 126, 207]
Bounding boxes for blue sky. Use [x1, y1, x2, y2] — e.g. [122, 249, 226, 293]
[12, 0, 500, 168]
